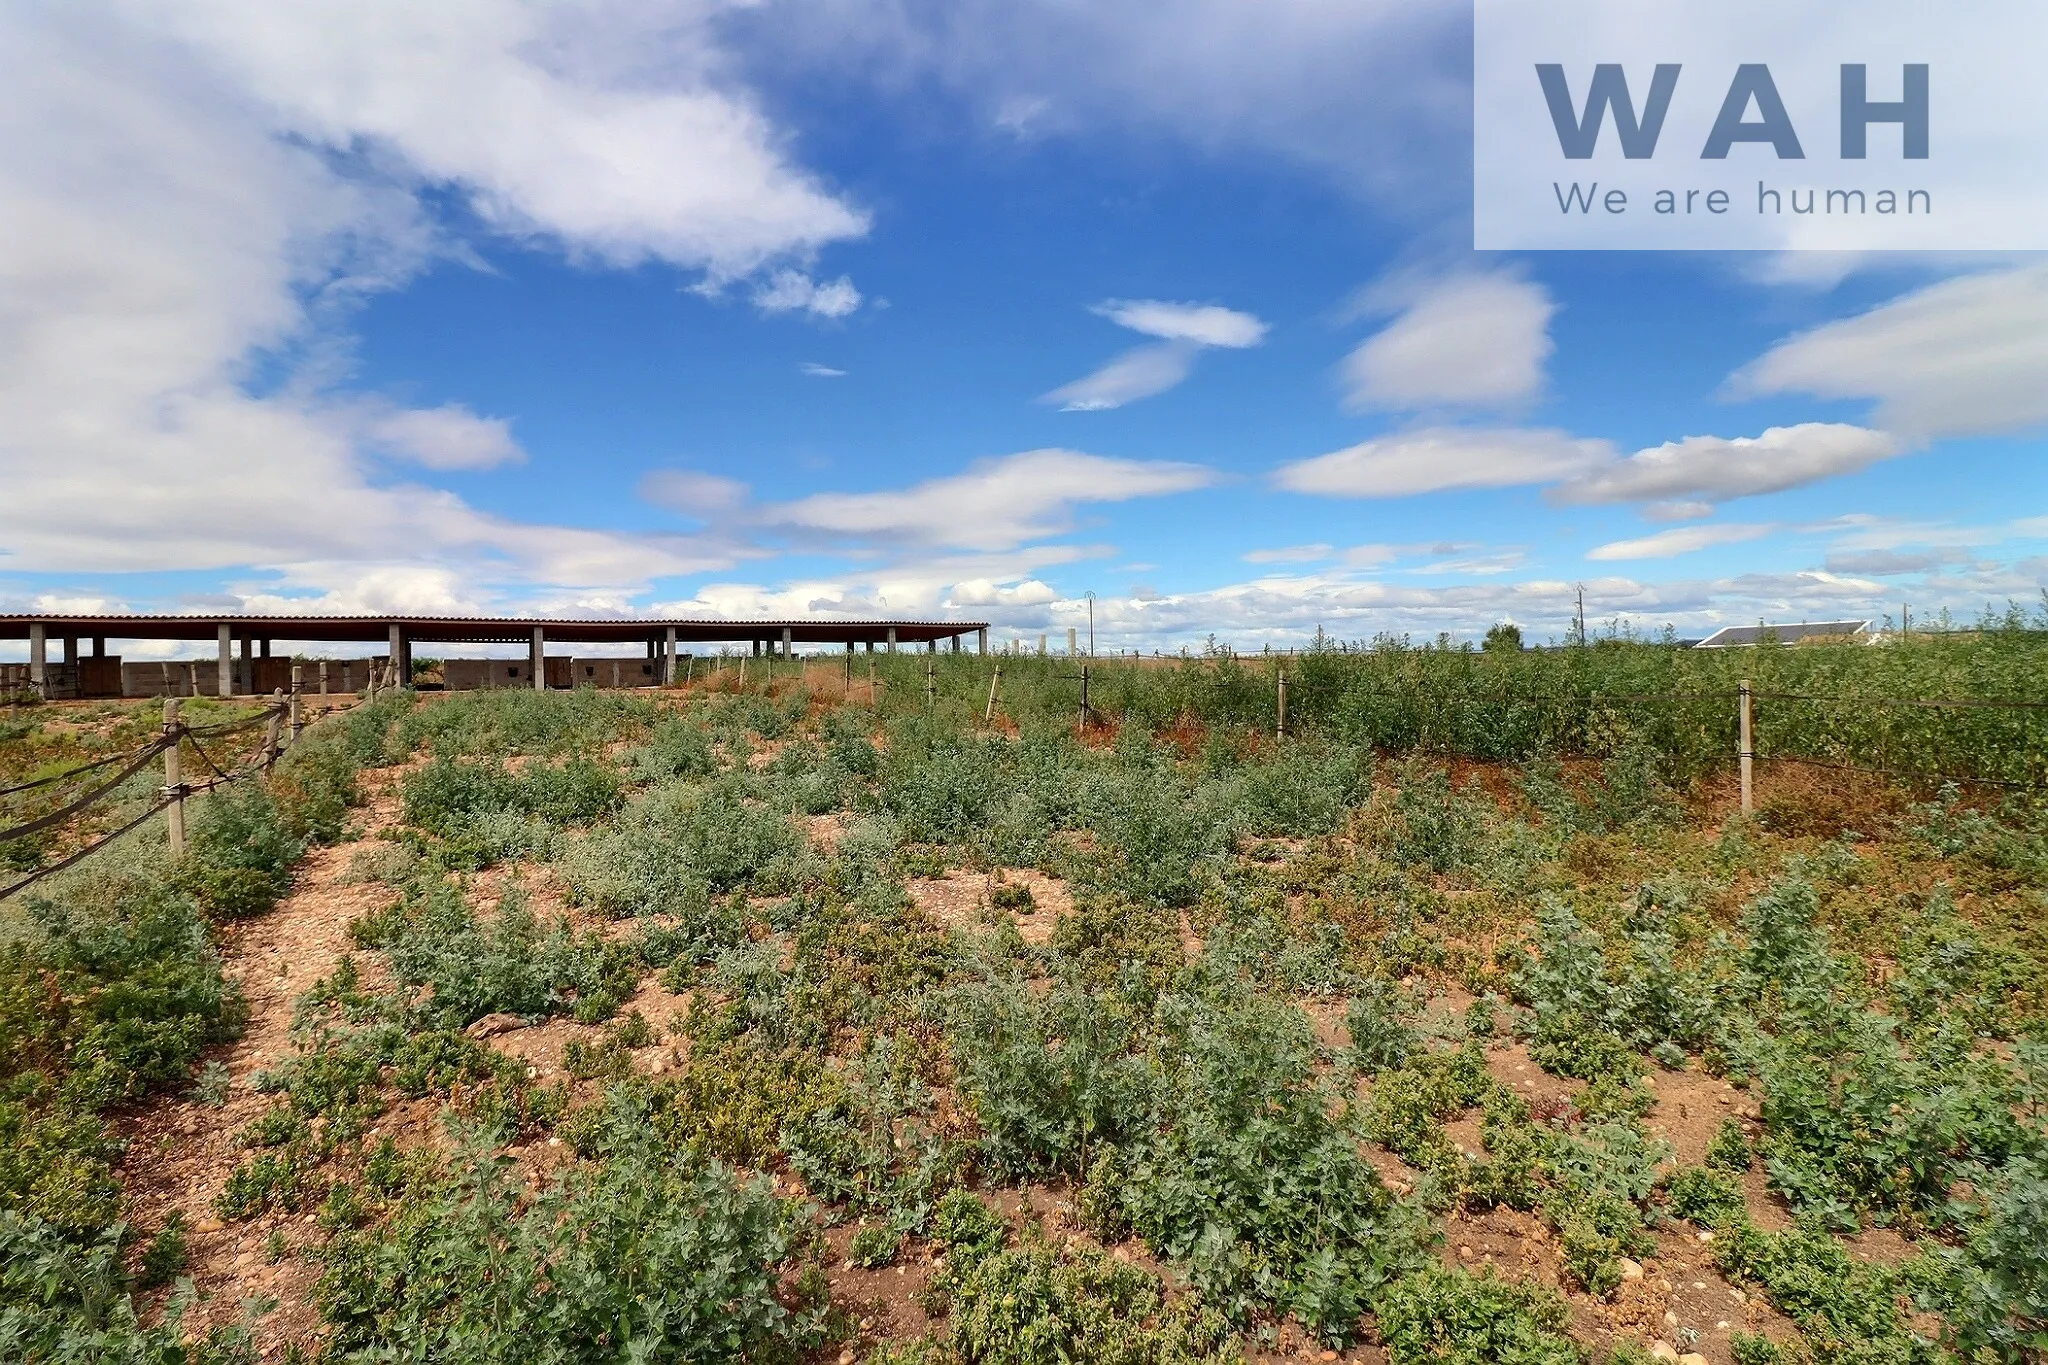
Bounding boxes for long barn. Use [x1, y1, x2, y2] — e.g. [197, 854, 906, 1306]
[0, 614, 990, 699]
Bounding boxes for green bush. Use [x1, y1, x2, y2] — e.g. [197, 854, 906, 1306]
[318, 1136, 826, 1362]
[1375, 1265, 1584, 1364]
[174, 784, 303, 918]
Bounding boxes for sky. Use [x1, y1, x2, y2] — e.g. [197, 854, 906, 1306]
[2, 0, 2044, 655]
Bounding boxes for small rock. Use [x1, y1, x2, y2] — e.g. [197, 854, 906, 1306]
[465, 1013, 527, 1039]
[1716, 1321, 1731, 1331]
[1663, 1310, 1680, 1328]
[1321, 1353, 1338, 1362]
[1697, 1231, 1714, 1244]
[1458, 1244, 1474, 1260]
[1680, 1355, 1710, 1365]
[838, 1352, 855, 1365]
[1692, 1281, 1706, 1290]
[1729, 1289, 1746, 1303]
[546, 1136, 562, 1148]
[1619, 1258, 1645, 1282]
[1649, 1345, 1680, 1363]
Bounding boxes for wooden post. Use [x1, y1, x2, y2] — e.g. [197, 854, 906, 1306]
[265, 690, 284, 769]
[985, 666, 1002, 722]
[738, 655, 748, 690]
[844, 646, 852, 694]
[925, 656, 935, 708]
[868, 658, 876, 708]
[1276, 671, 1288, 741]
[289, 666, 304, 742]
[162, 699, 185, 858]
[1079, 664, 1090, 732]
[1738, 679, 1754, 815]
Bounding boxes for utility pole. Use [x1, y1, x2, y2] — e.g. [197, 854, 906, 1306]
[1574, 583, 1586, 644]
[1086, 591, 1095, 659]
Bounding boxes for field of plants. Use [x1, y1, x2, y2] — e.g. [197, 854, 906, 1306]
[3, 624, 2046, 1364]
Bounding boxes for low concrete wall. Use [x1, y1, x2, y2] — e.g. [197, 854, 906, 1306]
[442, 659, 539, 690]
[118, 658, 382, 698]
[568, 657, 661, 689]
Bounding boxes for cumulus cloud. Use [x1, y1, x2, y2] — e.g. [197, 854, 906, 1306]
[753, 269, 863, 318]
[761, 448, 1217, 551]
[1093, 299, 1267, 348]
[1342, 272, 1556, 412]
[0, 2, 864, 595]
[1550, 424, 1902, 510]
[1043, 343, 1201, 411]
[1274, 427, 1609, 499]
[1586, 524, 1775, 561]
[1045, 298, 1267, 410]
[362, 403, 523, 470]
[639, 469, 752, 519]
[1731, 265, 2048, 439]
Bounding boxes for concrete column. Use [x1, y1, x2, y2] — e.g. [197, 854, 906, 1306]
[1038, 633, 1047, 656]
[977, 628, 988, 655]
[664, 627, 678, 684]
[752, 639, 761, 657]
[215, 624, 233, 696]
[531, 627, 546, 691]
[260, 638, 272, 658]
[91, 637, 105, 657]
[239, 635, 253, 693]
[28, 623, 45, 692]
[886, 627, 897, 654]
[387, 624, 403, 688]
[781, 626, 792, 659]
[927, 639, 937, 655]
[61, 637, 77, 665]
[951, 634, 961, 654]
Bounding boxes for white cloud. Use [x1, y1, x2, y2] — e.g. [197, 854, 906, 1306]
[0, 2, 863, 594]
[1043, 343, 1199, 411]
[1731, 265, 2048, 439]
[762, 449, 1217, 551]
[1093, 299, 1267, 348]
[1274, 427, 1610, 498]
[753, 269, 862, 319]
[799, 361, 847, 377]
[363, 403, 523, 470]
[1046, 298, 1267, 409]
[1587, 524, 1775, 562]
[1242, 543, 1336, 564]
[639, 469, 752, 518]
[948, 577, 1060, 608]
[1342, 272, 1555, 412]
[1824, 549, 1962, 576]
[1550, 424, 1902, 509]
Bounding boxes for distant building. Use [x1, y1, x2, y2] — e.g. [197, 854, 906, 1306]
[1693, 620, 1872, 648]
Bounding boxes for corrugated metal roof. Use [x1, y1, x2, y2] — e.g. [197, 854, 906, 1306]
[1694, 620, 1871, 648]
[0, 613, 987, 645]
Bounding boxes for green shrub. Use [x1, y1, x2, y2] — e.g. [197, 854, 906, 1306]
[174, 784, 303, 919]
[316, 1138, 825, 1362]
[849, 1221, 903, 1268]
[1375, 1265, 1584, 1364]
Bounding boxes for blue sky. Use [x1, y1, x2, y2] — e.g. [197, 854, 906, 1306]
[2, 1, 2042, 654]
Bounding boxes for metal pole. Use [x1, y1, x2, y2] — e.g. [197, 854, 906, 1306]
[162, 699, 185, 858]
[289, 666, 303, 743]
[1738, 680, 1754, 815]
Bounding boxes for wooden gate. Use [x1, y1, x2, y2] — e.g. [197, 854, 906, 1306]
[77, 657, 124, 698]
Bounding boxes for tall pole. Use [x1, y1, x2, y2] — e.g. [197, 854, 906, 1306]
[1086, 592, 1095, 659]
[1738, 680, 1754, 815]
[1277, 670, 1288, 741]
[162, 699, 185, 858]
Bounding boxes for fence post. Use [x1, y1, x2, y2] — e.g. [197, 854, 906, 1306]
[265, 690, 284, 769]
[1079, 664, 1090, 732]
[289, 666, 304, 744]
[1738, 679, 1754, 815]
[1277, 671, 1288, 741]
[162, 698, 185, 858]
[985, 665, 1002, 723]
[925, 656, 935, 708]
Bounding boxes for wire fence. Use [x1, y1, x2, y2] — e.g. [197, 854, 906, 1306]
[0, 692, 317, 904]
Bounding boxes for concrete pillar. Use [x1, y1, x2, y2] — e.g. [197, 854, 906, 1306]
[61, 637, 77, 665]
[239, 635, 253, 693]
[218, 624, 234, 697]
[260, 638, 272, 659]
[91, 637, 104, 657]
[927, 639, 937, 655]
[1068, 627, 1078, 656]
[977, 628, 988, 655]
[781, 626, 792, 659]
[951, 634, 961, 654]
[531, 627, 546, 691]
[28, 623, 45, 693]
[664, 627, 678, 684]
[751, 639, 761, 657]
[1038, 633, 1047, 656]
[387, 624, 403, 687]
[886, 627, 897, 654]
